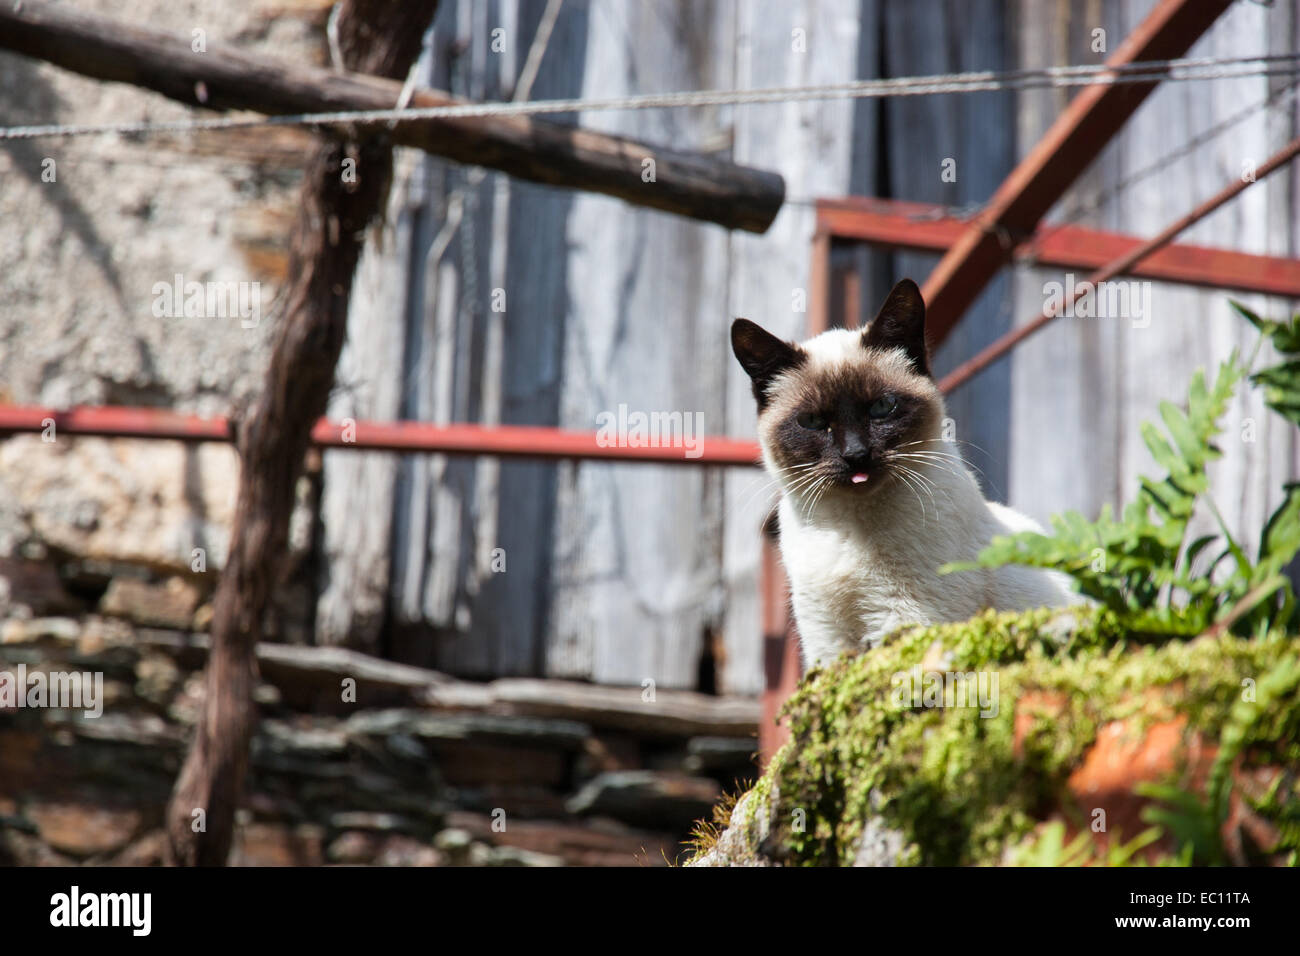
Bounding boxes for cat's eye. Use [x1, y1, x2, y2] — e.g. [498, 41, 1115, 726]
[796, 411, 829, 431]
[868, 395, 898, 418]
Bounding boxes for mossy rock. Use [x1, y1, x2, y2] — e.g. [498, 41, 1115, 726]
[688, 606, 1300, 867]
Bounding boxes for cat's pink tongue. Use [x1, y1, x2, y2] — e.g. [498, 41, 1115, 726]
[851, 473, 869, 484]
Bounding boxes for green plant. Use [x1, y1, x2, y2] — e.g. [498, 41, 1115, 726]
[943, 303, 1300, 639]
[937, 302, 1300, 865]
[1007, 820, 1169, 867]
[1137, 653, 1300, 865]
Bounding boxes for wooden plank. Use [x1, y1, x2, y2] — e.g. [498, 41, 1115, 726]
[315, 139, 416, 651]
[0, 0, 785, 233]
[547, 0, 736, 690]
[438, 0, 576, 679]
[480, 679, 759, 738]
[131, 629, 759, 736]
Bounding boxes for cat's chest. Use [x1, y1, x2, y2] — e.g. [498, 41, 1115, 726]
[777, 500, 917, 601]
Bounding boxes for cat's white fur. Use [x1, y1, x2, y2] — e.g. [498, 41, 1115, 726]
[764, 329, 1074, 669]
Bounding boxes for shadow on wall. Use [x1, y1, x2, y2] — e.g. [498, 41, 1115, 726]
[0, 59, 130, 318]
[387, 1, 590, 677]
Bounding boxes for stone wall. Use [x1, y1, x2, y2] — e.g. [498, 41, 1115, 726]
[0, 0, 329, 576]
[0, 556, 757, 866]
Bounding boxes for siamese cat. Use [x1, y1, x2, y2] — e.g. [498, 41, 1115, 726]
[732, 279, 1073, 669]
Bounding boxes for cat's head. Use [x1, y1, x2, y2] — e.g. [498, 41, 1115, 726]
[731, 279, 943, 500]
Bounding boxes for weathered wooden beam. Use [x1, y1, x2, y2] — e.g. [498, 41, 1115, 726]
[919, 0, 1234, 343]
[470, 679, 759, 739]
[0, 1, 784, 233]
[129, 631, 760, 737]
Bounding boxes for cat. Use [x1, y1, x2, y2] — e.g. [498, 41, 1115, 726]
[731, 278, 1074, 669]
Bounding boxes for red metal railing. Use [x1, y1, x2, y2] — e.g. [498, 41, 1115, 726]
[817, 197, 1300, 301]
[0, 404, 762, 466]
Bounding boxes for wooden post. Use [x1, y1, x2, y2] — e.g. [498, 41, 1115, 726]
[163, 0, 442, 867]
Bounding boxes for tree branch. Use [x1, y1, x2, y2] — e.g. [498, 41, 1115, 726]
[0, 0, 784, 232]
[163, 0, 442, 866]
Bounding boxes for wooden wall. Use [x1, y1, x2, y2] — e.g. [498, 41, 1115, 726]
[319, 0, 1300, 694]
[321, 0, 875, 694]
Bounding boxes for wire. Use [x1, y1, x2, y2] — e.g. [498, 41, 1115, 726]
[1, 53, 1297, 142]
[1014, 78, 1300, 268]
[30, 79, 1297, 195]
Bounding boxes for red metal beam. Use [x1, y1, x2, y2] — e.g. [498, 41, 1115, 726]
[0, 405, 762, 466]
[759, 520, 799, 768]
[817, 197, 1300, 300]
[938, 132, 1300, 394]
[920, 0, 1234, 344]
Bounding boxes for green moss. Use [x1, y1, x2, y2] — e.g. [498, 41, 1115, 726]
[694, 606, 1300, 867]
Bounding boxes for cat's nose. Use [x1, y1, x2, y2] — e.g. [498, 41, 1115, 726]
[842, 434, 872, 470]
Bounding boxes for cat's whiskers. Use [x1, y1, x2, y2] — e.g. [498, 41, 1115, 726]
[807, 474, 835, 517]
[776, 468, 822, 489]
[792, 478, 820, 521]
[723, 474, 780, 525]
[732, 461, 809, 507]
[780, 474, 814, 517]
[769, 462, 820, 485]
[884, 453, 957, 511]
[888, 450, 967, 488]
[889, 462, 936, 524]
[891, 468, 930, 525]
[724, 461, 818, 524]
[782, 467, 838, 521]
[893, 439, 992, 484]
[785, 470, 830, 507]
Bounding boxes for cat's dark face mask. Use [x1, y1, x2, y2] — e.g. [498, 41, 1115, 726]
[731, 279, 942, 498]
[772, 373, 935, 491]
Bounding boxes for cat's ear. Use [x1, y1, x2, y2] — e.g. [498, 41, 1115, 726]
[863, 279, 929, 377]
[731, 318, 805, 409]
